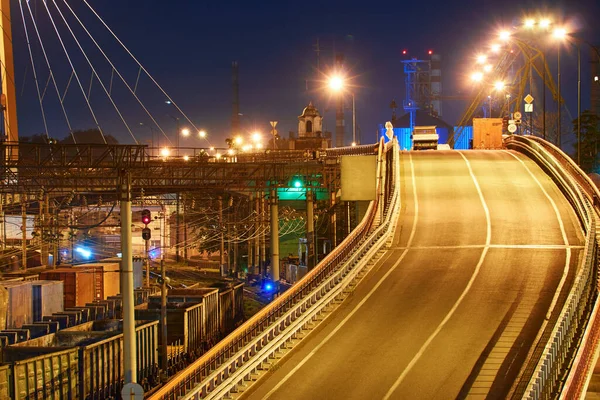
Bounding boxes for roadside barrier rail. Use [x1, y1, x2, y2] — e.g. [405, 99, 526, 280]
[505, 135, 598, 399]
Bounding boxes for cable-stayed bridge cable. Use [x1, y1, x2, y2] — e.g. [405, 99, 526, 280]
[21, 0, 75, 142]
[37, 0, 107, 144]
[61, 0, 172, 145]
[50, 0, 138, 143]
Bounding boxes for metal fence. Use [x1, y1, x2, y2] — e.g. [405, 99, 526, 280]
[505, 135, 599, 399]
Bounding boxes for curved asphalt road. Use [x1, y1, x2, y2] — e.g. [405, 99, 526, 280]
[242, 150, 584, 400]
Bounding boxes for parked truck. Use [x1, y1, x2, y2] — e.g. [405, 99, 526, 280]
[411, 125, 439, 150]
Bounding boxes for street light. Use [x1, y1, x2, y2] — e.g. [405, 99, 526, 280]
[553, 27, 567, 149]
[328, 75, 357, 145]
[198, 130, 207, 139]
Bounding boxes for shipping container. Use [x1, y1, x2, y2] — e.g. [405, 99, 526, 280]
[472, 118, 503, 149]
[99, 256, 144, 289]
[84, 304, 105, 321]
[53, 311, 82, 327]
[31, 280, 64, 322]
[0, 332, 17, 344]
[39, 268, 95, 308]
[0, 281, 33, 328]
[11, 348, 79, 399]
[73, 262, 121, 300]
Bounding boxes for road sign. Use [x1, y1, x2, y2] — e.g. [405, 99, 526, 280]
[270, 121, 278, 128]
[524, 104, 533, 112]
[513, 111, 522, 120]
[121, 383, 144, 400]
[524, 94, 534, 104]
[508, 124, 517, 133]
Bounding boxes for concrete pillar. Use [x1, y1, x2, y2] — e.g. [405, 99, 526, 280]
[269, 189, 279, 282]
[330, 191, 337, 248]
[218, 196, 225, 276]
[260, 193, 266, 276]
[21, 201, 26, 270]
[306, 189, 315, 269]
[41, 194, 49, 266]
[119, 172, 137, 384]
[254, 192, 260, 275]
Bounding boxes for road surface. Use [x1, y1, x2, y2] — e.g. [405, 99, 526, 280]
[242, 150, 584, 400]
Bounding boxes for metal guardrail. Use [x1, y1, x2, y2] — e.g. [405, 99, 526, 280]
[505, 135, 599, 399]
[150, 138, 398, 400]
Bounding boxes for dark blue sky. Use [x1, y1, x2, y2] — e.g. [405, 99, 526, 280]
[11, 0, 600, 147]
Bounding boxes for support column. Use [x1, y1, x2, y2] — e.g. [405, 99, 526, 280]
[270, 189, 279, 282]
[346, 201, 351, 236]
[119, 172, 137, 384]
[145, 238, 150, 288]
[233, 223, 238, 276]
[218, 196, 225, 276]
[253, 192, 259, 275]
[260, 193, 266, 276]
[40, 195, 48, 266]
[160, 259, 168, 381]
[175, 193, 180, 263]
[330, 191, 336, 248]
[21, 201, 26, 270]
[306, 189, 315, 269]
[0, 194, 4, 250]
[183, 194, 187, 263]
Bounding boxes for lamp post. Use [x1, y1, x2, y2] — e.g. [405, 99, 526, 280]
[328, 75, 357, 145]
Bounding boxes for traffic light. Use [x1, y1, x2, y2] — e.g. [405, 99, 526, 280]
[142, 227, 151, 241]
[141, 209, 151, 225]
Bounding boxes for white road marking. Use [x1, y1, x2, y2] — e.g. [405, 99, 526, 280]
[382, 151, 492, 400]
[261, 153, 420, 400]
[504, 151, 571, 319]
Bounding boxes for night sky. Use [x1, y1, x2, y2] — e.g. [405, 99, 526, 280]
[11, 0, 600, 148]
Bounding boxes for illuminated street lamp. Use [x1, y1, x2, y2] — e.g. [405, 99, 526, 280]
[160, 147, 170, 158]
[471, 72, 484, 82]
[499, 30, 511, 41]
[181, 128, 190, 137]
[476, 54, 487, 64]
[553, 27, 567, 149]
[198, 130, 207, 139]
[234, 136, 243, 146]
[328, 75, 357, 145]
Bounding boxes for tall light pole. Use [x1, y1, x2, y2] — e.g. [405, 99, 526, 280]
[553, 27, 567, 149]
[328, 75, 357, 145]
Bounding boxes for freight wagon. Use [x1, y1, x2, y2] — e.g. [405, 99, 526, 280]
[2, 319, 158, 399]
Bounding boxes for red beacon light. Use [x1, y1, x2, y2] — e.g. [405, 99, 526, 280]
[428, 49, 433, 55]
[402, 49, 408, 55]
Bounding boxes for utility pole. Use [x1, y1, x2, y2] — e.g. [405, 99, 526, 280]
[306, 189, 315, 269]
[21, 201, 26, 270]
[330, 191, 337, 248]
[0, 194, 4, 250]
[119, 171, 137, 384]
[218, 195, 225, 276]
[253, 192, 260, 275]
[183, 194, 187, 263]
[160, 258, 168, 382]
[269, 189, 279, 284]
[175, 193, 180, 263]
[260, 193, 266, 277]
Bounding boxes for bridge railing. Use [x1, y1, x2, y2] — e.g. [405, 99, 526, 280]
[150, 139, 396, 400]
[505, 135, 599, 399]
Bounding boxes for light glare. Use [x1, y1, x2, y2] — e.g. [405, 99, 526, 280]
[476, 54, 487, 64]
[329, 75, 344, 91]
[471, 72, 484, 82]
[181, 128, 190, 136]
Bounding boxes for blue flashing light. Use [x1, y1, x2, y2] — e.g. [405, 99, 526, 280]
[265, 283, 273, 291]
[75, 247, 92, 259]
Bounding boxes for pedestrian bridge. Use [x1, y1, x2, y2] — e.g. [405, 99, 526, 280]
[150, 136, 600, 400]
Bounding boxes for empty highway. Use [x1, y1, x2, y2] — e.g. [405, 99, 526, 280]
[242, 150, 584, 400]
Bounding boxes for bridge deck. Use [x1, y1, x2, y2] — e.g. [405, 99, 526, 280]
[241, 150, 584, 399]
